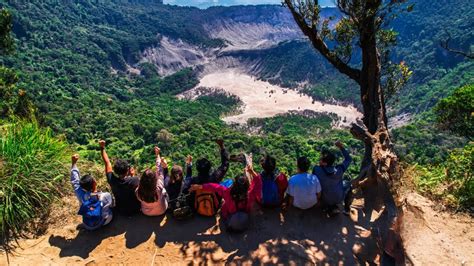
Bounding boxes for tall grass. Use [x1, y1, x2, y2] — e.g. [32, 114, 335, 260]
[0, 121, 67, 243]
[414, 143, 473, 210]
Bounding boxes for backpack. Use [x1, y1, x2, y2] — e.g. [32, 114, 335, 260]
[195, 189, 219, 217]
[172, 193, 193, 220]
[78, 194, 104, 229]
[261, 173, 279, 206]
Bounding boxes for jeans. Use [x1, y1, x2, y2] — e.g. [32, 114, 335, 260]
[342, 180, 353, 212]
[327, 180, 353, 213]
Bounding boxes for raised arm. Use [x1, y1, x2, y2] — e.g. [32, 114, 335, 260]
[185, 155, 193, 178]
[155, 146, 165, 188]
[70, 154, 84, 201]
[335, 141, 352, 172]
[210, 139, 229, 183]
[99, 140, 113, 174]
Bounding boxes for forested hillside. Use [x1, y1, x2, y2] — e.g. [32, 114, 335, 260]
[0, 0, 472, 222]
[0, 1, 362, 177]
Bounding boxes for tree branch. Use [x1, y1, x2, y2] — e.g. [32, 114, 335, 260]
[285, 0, 361, 83]
[350, 119, 374, 145]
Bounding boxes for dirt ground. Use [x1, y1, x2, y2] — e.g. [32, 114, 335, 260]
[2, 188, 472, 265]
[182, 69, 362, 127]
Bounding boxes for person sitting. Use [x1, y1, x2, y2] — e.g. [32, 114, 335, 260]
[189, 154, 262, 232]
[185, 139, 229, 187]
[135, 146, 168, 216]
[183, 139, 229, 216]
[100, 140, 141, 216]
[70, 154, 113, 230]
[259, 155, 288, 207]
[312, 140, 353, 216]
[284, 156, 322, 210]
[165, 155, 193, 211]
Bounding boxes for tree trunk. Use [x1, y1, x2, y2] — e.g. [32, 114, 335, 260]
[350, 6, 405, 264]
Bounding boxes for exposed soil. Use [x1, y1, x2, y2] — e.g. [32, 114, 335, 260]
[181, 69, 362, 127]
[2, 187, 472, 265]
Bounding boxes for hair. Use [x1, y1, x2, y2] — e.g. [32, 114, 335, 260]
[260, 155, 276, 174]
[80, 174, 95, 192]
[297, 156, 311, 172]
[230, 176, 250, 207]
[136, 169, 158, 203]
[170, 165, 183, 184]
[196, 158, 212, 177]
[113, 159, 130, 177]
[320, 150, 336, 166]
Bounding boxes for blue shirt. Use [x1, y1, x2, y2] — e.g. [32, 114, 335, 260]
[312, 148, 352, 206]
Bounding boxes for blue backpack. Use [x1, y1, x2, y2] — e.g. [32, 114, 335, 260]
[261, 173, 279, 206]
[78, 194, 104, 229]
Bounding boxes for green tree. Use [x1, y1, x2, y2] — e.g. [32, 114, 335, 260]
[435, 84, 474, 139]
[283, 1, 413, 263]
[0, 8, 15, 117]
[284, 0, 412, 185]
[0, 8, 14, 55]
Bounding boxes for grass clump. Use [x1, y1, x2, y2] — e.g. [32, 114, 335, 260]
[0, 121, 67, 242]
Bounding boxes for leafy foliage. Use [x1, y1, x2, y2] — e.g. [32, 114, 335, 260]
[413, 143, 473, 209]
[0, 121, 68, 241]
[434, 84, 473, 139]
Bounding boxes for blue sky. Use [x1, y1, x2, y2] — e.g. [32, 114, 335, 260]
[163, 0, 335, 8]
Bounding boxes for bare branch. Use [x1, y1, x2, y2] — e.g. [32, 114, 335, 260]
[350, 119, 374, 145]
[285, 0, 361, 82]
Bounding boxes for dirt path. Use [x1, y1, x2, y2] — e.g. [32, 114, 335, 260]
[2, 191, 472, 265]
[182, 69, 362, 127]
[402, 192, 474, 265]
[3, 194, 374, 265]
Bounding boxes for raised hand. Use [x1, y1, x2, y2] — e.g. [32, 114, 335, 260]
[161, 158, 169, 169]
[99, 140, 106, 149]
[215, 139, 224, 148]
[71, 154, 79, 165]
[186, 155, 193, 165]
[129, 167, 136, 177]
[154, 146, 161, 156]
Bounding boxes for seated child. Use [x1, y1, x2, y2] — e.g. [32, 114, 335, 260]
[285, 156, 322, 210]
[259, 155, 288, 207]
[100, 140, 141, 216]
[183, 139, 229, 216]
[70, 154, 113, 230]
[135, 146, 168, 216]
[189, 155, 262, 232]
[165, 155, 193, 211]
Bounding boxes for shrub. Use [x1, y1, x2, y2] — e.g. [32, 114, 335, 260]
[414, 142, 473, 209]
[0, 121, 67, 242]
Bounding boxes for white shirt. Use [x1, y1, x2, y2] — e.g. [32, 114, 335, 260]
[287, 173, 322, 210]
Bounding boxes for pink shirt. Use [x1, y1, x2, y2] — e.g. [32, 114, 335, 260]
[203, 174, 262, 220]
[136, 158, 168, 216]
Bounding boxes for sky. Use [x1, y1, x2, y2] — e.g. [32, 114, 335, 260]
[163, 0, 335, 9]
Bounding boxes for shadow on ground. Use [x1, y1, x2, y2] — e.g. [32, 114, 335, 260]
[48, 196, 382, 265]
